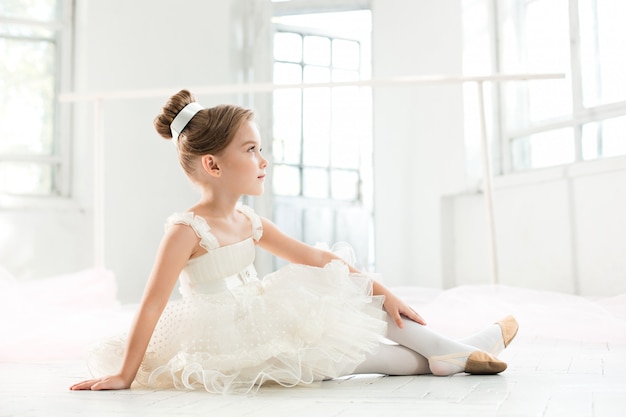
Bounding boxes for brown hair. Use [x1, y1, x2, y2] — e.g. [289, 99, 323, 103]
[154, 89, 255, 178]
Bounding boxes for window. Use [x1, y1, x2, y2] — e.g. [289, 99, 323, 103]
[271, 9, 374, 268]
[0, 0, 72, 197]
[272, 12, 371, 202]
[482, 0, 626, 173]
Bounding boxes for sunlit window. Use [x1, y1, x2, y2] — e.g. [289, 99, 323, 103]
[270, 9, 374, 269]
[0, 0, 71, 197]
[272, 10, 371, 202]
[579, 0, 626, 107]
[484, 0, 626, 172]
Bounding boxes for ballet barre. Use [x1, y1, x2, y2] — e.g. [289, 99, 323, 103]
[59, 72, 566, 286]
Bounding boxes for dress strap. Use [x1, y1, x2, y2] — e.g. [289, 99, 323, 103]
[165, 212, 220, 251]
[237, 203, 263, 242]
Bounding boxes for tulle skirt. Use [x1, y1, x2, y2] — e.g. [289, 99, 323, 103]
[87, 260, 387, 394]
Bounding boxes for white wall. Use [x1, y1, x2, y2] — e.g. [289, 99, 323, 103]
[444, 156, 626, 296]
[71, 0, 258, 302]
[0, 0, 469, 300]
[77, 0, 468, 301]
[0, 203, 92, 280]
[370, 0, 466, 289]
[4, 0, 622, 302]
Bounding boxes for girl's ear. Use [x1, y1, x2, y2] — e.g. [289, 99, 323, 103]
[201, 155, 221, 177]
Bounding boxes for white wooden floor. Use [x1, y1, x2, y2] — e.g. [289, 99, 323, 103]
[2, 337, 625, 417]
[2, 276, 625, 417]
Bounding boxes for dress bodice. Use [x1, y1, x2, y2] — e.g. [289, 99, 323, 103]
[165, 203, 263, 296]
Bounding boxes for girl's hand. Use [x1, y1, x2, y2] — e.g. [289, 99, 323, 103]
[383, 291, 427, 328]
[70, 375, 131, 391]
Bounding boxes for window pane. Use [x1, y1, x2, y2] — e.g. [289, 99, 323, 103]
[0, 23, 55, 38]
[332, 86, 360, 118]
[581, 122, 601, 160]
[579, 0, 626, 106]
[331, 134, 359, 169]
[332, 69, 359, 82]
[332, 39, 360, 70]
[523, 0, 569, 73]
[303, 65, 330, 83]
[462, 0, 492, 74]
[331, 170, 359, 200]
[500, 0, 572, 127]
[274, 11, 371, 38]
[0, 0, 68, 197]
[331, 87, 361, 169]
[273, 62, 302, 84]
[303, 207, 334, 244]
[600, 115, 626, 157]
[0, 38, 55, 155]
[302, 88, 330, 166]
[273, 32, 302, 62]
[302, 167, 328, 198]
[0, 161, 53, 195]
[0, 0, 59, 21]
[512, 128, 575, 170]
[582, 115, 626, 160]
[523, 0, 572, 122]
[525, 79, 571, 124]
[272, 10, 372, 203]
[272, 89, 302, 164]
[303, 36, 330, 66]
[272, 164, 300, 196]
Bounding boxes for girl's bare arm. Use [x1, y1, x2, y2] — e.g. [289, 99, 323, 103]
[70, 225, 197, 390]
[257, 217, 425, 327]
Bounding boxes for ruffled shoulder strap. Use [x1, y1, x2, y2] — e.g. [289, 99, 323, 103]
[237, 203, 263, 242]
[165, 212, 220, 250]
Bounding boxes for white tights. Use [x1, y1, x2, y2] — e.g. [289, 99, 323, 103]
[353, 343, 431, 375]
[353, 315, 505, 376]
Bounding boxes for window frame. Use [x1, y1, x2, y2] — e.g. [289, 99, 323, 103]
[272, 23, 367, 203]
[491, 0, 626, 174]
[268, 4, 375, 270]
[0, 0, 74, 202]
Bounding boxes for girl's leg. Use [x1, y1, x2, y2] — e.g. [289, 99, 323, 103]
[353, 316, 517, 377]
[458, 315, 518, 357]
[385, 316, 507, 376]
[353, 343, 431, 376]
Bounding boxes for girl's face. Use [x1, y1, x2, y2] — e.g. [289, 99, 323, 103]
[217, 121, 268, 196]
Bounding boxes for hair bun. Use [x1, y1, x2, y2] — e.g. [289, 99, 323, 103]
[154, 89, 196, 140]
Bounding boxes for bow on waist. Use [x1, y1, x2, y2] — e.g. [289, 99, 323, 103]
[179, 265, 259, 296]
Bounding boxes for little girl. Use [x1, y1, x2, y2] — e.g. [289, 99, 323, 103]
[70, 90, 518, 394]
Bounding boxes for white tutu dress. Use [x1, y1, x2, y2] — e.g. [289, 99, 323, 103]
[88, 204, 387, 394]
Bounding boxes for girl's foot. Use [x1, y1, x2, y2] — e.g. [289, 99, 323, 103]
[428, 350, 507, 376]
[497, 315, 519, 350]
[385, 316, 511, 377]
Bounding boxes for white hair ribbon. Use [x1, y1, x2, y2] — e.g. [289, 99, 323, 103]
[170, 102, 204, 143]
